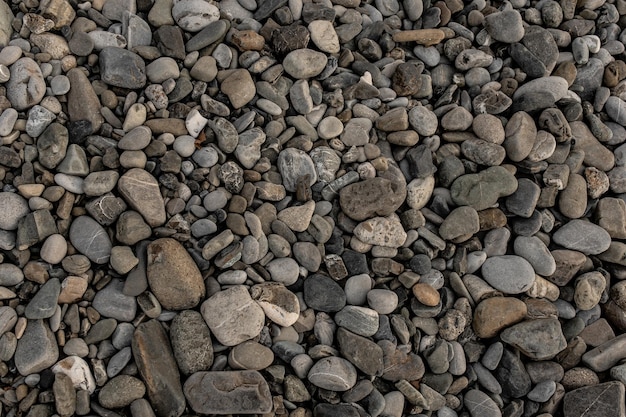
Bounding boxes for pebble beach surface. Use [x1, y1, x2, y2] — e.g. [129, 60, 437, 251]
[0, 0, 626, 416]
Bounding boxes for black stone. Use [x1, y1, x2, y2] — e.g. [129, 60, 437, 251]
[68, 120, 93, 144]
[337, 328, 384, 376]
[303, 274, 346, 313]
[314, 404, 360, 417]
[409, 254, 432, 274]
[373, 314, 395, 343]
[563, 381, 625, 417]
[254, 0, 288, 21]
[342, 250, 369, 275]
[496, 348, 532, 399]
[406, 145, 437, 179]
[511, 210, 543, 236]
[302, 3, 335, 23]
[154, 25, 186, 60]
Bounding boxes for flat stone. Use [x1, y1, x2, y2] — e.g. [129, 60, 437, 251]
[472, 297, 527, 339]
[380, 340, 425, 381]
[133, 320, 185, 417]
[201, 286, 265, 346]
[308, 356, 358, 391]
[335, 305, 379, 337]
[303, 274, 346, 312]
[69, 215, 112, 264]
[66, 68, 103, 135]
[228, 341, 274, 370]
[481, 255, 535, 294]
[184, 371, 272, 414]
[99, 47, 146, 89]
[571, 121, 615, 171]
[337, 327, 384, 376]
[439, 206, 479, 241]
[484, 10, 524, 43]
[563, 381, 625, 417]
[553, 219, 611, 255]
[513, 236, 556, 276]
[14, 319, 59, 376]
[25, 278, 60, 319]
[147, 238, 205, 310]
[451, 166, 518, 211]
[118, 168, 166, 227]
[500, 318, 567, 360]
[465, 389, 501, 417]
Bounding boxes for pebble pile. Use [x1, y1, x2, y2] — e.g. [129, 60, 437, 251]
[0, 0, 626, 416]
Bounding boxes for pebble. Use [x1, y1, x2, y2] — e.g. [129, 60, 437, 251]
[0, 0, 621, 415]
[308, 356, 358, 391]
[201, 286, 265, 346]
[481, 255, 536, 294]
[147, 238, 205, 310]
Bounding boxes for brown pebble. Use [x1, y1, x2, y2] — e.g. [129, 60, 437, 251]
[412, 283, 440, 307]
[391, 29, 446, 46]
[231, 30, 266, 51]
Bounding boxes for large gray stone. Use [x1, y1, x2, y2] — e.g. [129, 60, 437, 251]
[184, 371, 272, 414]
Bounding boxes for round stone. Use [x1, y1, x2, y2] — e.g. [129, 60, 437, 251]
[481, 255, 536, 294]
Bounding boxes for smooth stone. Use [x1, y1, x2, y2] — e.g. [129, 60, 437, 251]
[465, 389, 501, 417]
[99, 375, 146, 409]
[92, 279, 137, 322]
[266, 257, 300, 286]
[379, 340, 425, 381]
[303, 274, 346, 312]
[472, 297, 527, 339]
[563, 381, 625, 417]
[500, 318, 567, 360]
[133, 320, 186, 417]
[481, 255, 535, 294]
[170, 310, 214, 375]
[606, 96, 626, 126]
[0, 192, 29, 230]
[228, 341, 274, 370]
[582, 334, 626, 372]
[147, 238, 205, 310]
[283, 49, 327, 79]
[250, 282, 300, 327]
[118, 168, 166, 227]
[337, 327, 383, 376]
[344, 274, 372, 305]
[184, 371, 272, 414]
[14, 320, 59, 376]
[571, 121, 615, 171]
[308, 356, 358, 391]
[25, 278, 60, 319]
[0, 264, 22, 287]
[450, 166, 517, 211]
[513, 236, 556, 276]
[335, 305, 379, 337]
[553, 219, 611, 255]
[99, 46, 146, 89]
[201, 286, 265, 346]
[484, 10, 524, 43]
[69, 215, 112, 264]
[40, 234, 67, 264]
[277, 148, 317, 193]
[221, 69, 255, 109]
[512, 77, 569, 112]
[172, 0, 219, 32]
[6, 58, 46, 110]
[574, 271, 606, 311]
[67, 68, 103, 135]
[439, 206, 479, 241]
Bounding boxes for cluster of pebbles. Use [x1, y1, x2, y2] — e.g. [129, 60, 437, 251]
[1, 0, 626, 416]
